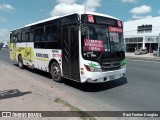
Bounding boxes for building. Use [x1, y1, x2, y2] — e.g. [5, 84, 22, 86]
[124, 16, 160, 52]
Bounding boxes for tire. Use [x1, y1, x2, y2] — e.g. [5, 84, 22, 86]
[50, 62, 62, 82]
[18, 55, 24, 69]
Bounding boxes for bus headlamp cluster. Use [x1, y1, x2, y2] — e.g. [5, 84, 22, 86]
[84, 65, 102, 72]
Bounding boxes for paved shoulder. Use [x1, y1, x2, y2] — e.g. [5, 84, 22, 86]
[126, 52, 160, 62]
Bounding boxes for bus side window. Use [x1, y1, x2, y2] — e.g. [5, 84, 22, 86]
[39, 27, 44, 41]
[35, 27, 44, 42]
[11, 33, 17, 43]
[17, 32, 21, 42]
[45, 25, 52, 41]
[35, 28, 39, 42]
[10, 32, 17, 43]
[22, 32, 26, 42]
[10, 33, 13, 43]
[29, 31, 34, 42]
[52, 24, 59, 42]
[45, 24, 59, 42]
[25, 32, 29, 42]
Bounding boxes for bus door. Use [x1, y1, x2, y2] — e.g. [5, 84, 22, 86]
[61, 24, 80, 81]
[9, 33, 16, 61]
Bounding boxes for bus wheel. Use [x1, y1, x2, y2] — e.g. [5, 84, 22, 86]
[18, 55, 24, 69]
[50, 62, 62, 82]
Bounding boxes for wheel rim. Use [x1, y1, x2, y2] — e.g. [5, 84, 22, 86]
[51, 63, 60, 80]
[19, 60, 22, 67]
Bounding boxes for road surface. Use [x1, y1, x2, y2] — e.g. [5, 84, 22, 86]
[0, 49, 160, 119]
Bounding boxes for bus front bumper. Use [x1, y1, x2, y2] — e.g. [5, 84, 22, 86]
[86, 68, 126, 83]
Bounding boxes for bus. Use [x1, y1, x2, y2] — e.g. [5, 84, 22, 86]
[9, 11, 126, 83]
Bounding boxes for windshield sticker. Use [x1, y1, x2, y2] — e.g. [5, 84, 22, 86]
[91, 53, 97, 57]
[109, 26, 123, 33]
[84, 39, 104, 52]
[110, 33, 119, 42]
[88, 15, 94, 23]
[84, 52, 97, 57]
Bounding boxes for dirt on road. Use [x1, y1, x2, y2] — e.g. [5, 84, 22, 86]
[0, 62, 86, 120]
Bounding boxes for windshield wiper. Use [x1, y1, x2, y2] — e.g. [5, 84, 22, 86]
[97, 51, 107, 61]
[111, 43, 124, 59]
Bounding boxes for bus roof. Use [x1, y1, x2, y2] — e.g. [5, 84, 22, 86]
[11, 11, 120, 31]
[25, 11, 120, 27]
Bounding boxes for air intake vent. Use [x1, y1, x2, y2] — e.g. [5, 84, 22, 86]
[100, 59, 121, 72]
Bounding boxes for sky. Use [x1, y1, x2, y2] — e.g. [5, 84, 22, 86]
[0, 0, 160, 42]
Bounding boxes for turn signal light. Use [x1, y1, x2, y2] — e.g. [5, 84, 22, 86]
[84, 65, 91, 72]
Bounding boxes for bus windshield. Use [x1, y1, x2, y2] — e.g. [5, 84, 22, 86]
[81, 23, 125, 61]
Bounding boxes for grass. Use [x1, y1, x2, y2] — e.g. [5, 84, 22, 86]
[55, 98, 96, 120]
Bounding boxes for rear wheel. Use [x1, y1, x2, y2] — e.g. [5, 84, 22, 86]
[50, 62, 62, 82]
[18, 55, 24, 69]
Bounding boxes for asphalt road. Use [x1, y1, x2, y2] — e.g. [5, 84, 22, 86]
[0, 49, 160, 117]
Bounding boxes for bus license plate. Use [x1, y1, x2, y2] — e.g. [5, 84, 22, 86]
[109, 75, 115, 80]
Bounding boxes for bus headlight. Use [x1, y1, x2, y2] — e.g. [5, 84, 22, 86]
[84, 65, 102, 72]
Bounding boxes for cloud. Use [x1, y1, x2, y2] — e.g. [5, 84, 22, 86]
[132, 15, 152, 20]
[121, 0, 137, 3]
[86, 0, 101, 11]
[0, 18, 7, 22]
[0, 3, 15, 11]
[57, 0, 76, 4]
[50, 3, 84, 16]
[0, 29, 9, 42]
[129, 5, 151, 15]
[50, 0, 101, 16]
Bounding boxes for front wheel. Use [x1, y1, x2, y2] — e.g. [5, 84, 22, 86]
[50, 62, 62, 82]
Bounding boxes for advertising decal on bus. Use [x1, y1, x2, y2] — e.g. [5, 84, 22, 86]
[53, 53, 62, 58]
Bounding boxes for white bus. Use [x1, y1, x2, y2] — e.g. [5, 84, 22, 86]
[9, 12, 126, 83]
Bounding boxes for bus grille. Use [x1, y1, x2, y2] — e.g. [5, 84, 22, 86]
[100, 60, 121, 72]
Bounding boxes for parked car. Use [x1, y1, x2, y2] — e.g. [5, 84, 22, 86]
[153, 49, 160, 56]
[135, 49, 141, 55]
[3, 44, 9, 48]
[141, 49, 147, 54]
[153, 49, 157, 56]
[135, 49, 147, 55]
